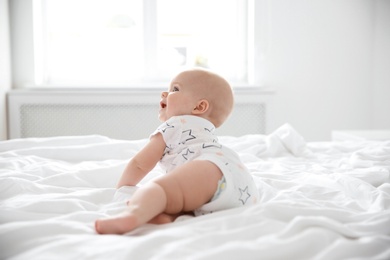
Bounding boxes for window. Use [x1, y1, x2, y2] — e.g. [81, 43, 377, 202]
[16, 0, 259, 87]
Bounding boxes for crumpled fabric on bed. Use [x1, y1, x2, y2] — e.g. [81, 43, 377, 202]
[1, 124, 389, 260]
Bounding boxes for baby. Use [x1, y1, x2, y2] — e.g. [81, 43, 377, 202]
[95, 68, 259, 234]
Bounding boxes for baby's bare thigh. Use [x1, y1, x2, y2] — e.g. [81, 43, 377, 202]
[154, 160, 223, 214]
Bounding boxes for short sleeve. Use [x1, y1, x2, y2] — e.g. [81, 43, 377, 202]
[151, 116, 182, 149]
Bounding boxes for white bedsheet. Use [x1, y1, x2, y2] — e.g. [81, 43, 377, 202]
[1, 124, 389, 260]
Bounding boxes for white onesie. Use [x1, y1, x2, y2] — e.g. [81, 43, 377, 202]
[152, 115, 259, 216]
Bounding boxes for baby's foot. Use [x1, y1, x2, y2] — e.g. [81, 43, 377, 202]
[95, 213, 138, 235]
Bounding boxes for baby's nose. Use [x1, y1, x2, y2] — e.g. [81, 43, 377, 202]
[161, 91, 168, 98]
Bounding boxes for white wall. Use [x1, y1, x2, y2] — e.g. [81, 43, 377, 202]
[263, 0, 390, 141]
[0, 0, 11, 140]
[373, 0, 390, 129]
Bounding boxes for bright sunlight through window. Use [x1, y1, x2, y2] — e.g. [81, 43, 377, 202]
[33, 0, 252, 87]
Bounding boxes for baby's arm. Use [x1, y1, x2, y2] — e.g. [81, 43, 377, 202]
[117, 133, 166, 188]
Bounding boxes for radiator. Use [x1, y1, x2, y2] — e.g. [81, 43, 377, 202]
[7, 89, 273, 140]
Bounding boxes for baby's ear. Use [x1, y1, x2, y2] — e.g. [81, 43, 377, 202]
[192, 99, 209, 115]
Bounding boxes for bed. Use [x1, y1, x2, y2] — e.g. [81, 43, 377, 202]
[1, 124, 389, 260]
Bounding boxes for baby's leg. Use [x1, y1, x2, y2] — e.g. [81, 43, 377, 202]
[154, 160, 223, 214]
[95, 160, 221, 234]
[124, 200, 184, 224]
[148, 212, 183, 224]
[95, 182, 167, 234]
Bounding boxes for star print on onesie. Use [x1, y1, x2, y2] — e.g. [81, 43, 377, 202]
[151, 115, 259, 216]
[181, 129, 196, 143]
[239, 186, 251, 205]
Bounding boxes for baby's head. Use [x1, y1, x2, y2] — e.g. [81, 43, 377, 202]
[159, 68, 234, 127]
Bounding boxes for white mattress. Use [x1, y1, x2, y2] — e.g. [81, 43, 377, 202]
[1, 124, 389, 260]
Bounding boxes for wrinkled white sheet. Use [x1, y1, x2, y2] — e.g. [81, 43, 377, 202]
[1, 124, 390, 260]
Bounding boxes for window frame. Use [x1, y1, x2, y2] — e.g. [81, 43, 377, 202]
[10, 0, 265, 89]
